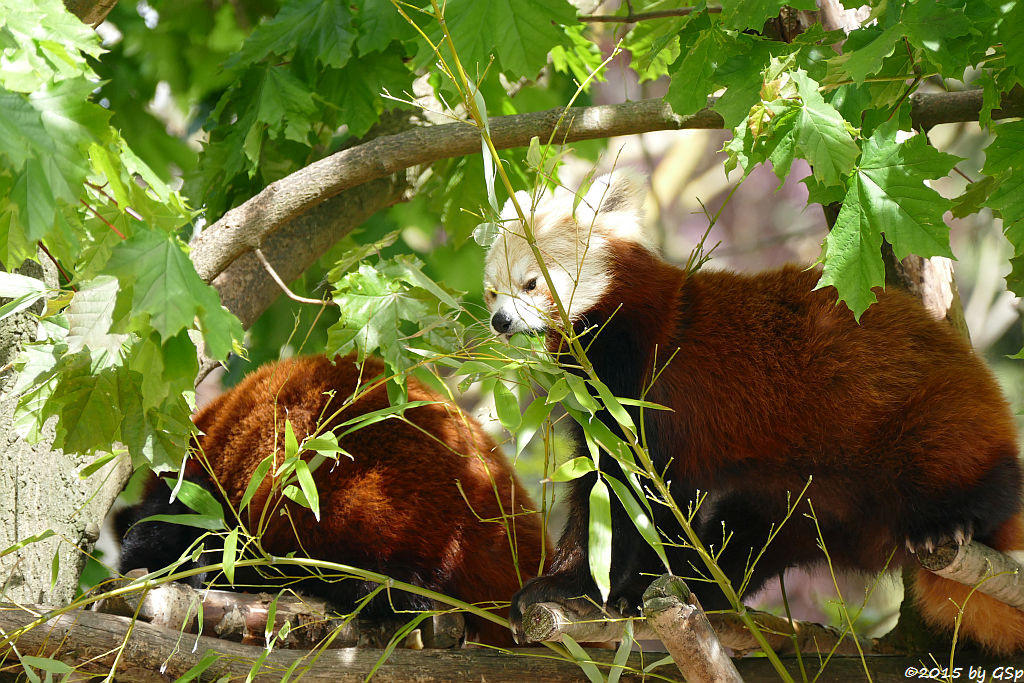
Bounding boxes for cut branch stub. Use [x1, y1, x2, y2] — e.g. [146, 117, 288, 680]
[641, 575, 742, 683]
[918, 540, 1024, 612]
[518, 601, 654, 643]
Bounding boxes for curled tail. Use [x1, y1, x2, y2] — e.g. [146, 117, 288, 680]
[913, 515, 1024, 655]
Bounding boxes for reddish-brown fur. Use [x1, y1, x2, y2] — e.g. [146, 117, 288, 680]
[513, 241, 1024, 653]
[123, 355, 547, 647]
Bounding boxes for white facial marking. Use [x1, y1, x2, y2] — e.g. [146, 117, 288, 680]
[483, 170, 651, 338]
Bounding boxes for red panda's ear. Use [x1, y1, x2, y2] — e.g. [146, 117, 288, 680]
[579, 170, 646, 220]
[500, 190, 536, 223]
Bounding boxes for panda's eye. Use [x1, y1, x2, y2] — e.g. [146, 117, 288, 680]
[523, 278, 537, 292]
[484, 286, 496, 300]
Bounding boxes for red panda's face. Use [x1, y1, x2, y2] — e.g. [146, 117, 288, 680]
[483, 171, 652, 339]
[483, 256, 557, 338]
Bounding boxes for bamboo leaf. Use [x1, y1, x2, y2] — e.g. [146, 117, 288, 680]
[588, 478, 612, 604]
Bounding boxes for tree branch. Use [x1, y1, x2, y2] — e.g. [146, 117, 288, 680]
[189, 99, 720, 284]
[91, 571, 464, 649]
[0, 605, 675, 682]
[190, 90, 1024, 291]
[519, 599, 884, 656]
[195, 176, 408, 383]
[62, 0, 119, 26]
[4, 600, 1006, 681]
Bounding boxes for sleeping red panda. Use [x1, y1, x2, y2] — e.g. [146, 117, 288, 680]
[116, 354, 547, 647]
[483, 171, 1024, 654]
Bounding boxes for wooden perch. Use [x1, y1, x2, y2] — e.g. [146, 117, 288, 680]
[4, 600, 1013, 681]
[520, 578, 884, 657]
[919, 540, 1024, 611]
[0, 605, 681, 682]
[642, 575, 743, 683]
[89, 571, 464, 649]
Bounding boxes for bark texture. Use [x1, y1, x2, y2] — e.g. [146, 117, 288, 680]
[0, 258, 130, 606]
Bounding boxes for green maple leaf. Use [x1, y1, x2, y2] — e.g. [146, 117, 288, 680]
[328, 264, 430, 368]
[127, 334, 170, 411]
[320, 52, 411, 138]
[982, 121, 1024, 294]
[802, 173, 847, 207]
[665, 13, 724, 116]
[436, 0, 577, 78]
[257, 65, 318, 144]
[49, 356, 125, 454]
[999, 1, 1024, 77]
[977, 68, 1023, 129]
[790, 70, 859, 187]
[106, 231, 201, 339]
[624, 14, 685, 82]
[981, 120, 1024, 178]
[354, 0, 416, 55]
[900, 0, 973, 76]
[227, 0, 355, 70]
[0, 88, 47, 168]
[551, 24, 604, 84]
[0, 0, 104, 93]
[816, 183, 887, 318]
[1, 80, 110, 252]
[65, 275, 129, 360]
[665, 13, 786, 127]
[711, 37, 777, 128]
[1006, 222, 1024, 297]
[327, 256, 463, 373]
[724, 69, 857, 190]
[835, 25, 905, 84]
[106, 229, 242, 359]
[10, 157, 55, 242]
[989, 171, 1024, 228]
[121, 395, 194, 470]
[12, 324, 66, 444]
[31, 80, 111, 184]
[1, 77, 126, 267]
[950, 176, 997, 219]
[204, 63, 318, 177]
[819, 122, 959, 317]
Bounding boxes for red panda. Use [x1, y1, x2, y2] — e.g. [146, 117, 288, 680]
[117, 354, 547, 647]
[483, 172, 1024, 654]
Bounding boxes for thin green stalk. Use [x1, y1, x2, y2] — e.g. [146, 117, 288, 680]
[779, 571, 808, 682]
[807, 501, 871, 683]
[412, 3, 799, 677]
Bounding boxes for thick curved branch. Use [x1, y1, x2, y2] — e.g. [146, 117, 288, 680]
[195, 176, 407, 383]
[191, 90, 1024, 289]
[190, 100, 718, 283]
[63, 0, 118, 26]
[212, 176, 408, 330]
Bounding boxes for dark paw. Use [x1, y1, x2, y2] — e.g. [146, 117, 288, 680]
[905, 522, 973, 555]
[509, 573, 599, 644]
[608, 580, 649, 617]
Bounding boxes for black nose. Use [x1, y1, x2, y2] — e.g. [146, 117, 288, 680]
[491, 311, 512, 334]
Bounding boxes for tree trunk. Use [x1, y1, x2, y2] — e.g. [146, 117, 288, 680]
[0, 257, 130, 606]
